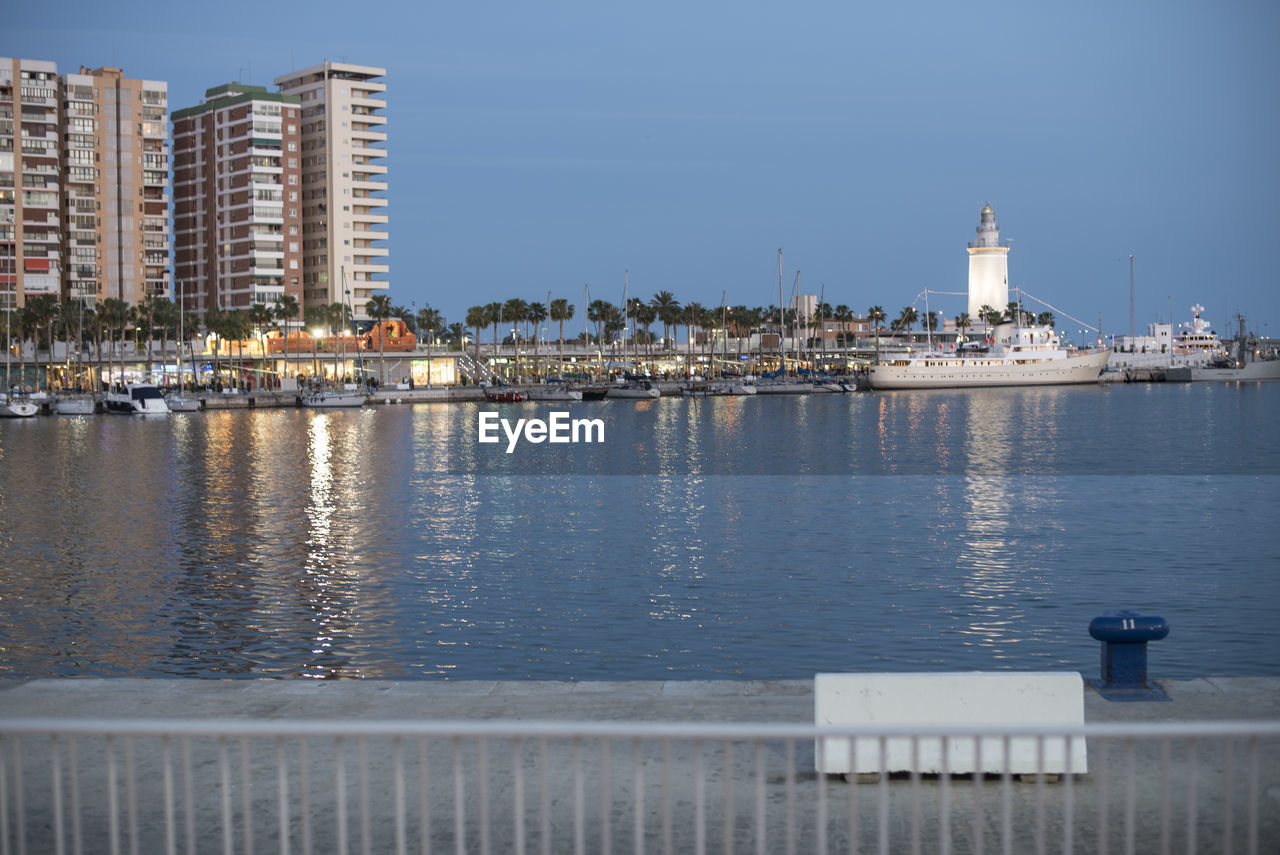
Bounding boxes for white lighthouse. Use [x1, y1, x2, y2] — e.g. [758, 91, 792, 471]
[967, 204, 1010, 321]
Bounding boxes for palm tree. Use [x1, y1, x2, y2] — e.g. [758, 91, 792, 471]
[587, 299, 612, 346]
[868, 305, 886, 361]
[897, 306, 919, 338]
[684, 303, 705, 373]
[633, 303, 656, 362]
[326, 302, 348, 383]
[273, 294, 300, 382]
[465, 306, 487, 368]
[1036, 311, 1055, 328]
[446, 322, 466, 352]
[549, 298, 574, 377]
[248, 303, 274, 386]
[152, 298, 178, 386]
[955, 312, 972, 344]
[483, 302, 504, 358]
[416, 305, 442, 354]
[302, 304, 328, 379]
[98, 298, 130, 389]
[365, 294, 395, 386]
[24, 294, 60, 391]
[978, 304, 1002, 328]
[527, 301, 547, 373]
[651, 291, 680, 353]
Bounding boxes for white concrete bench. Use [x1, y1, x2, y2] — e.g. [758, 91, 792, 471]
[814, 672, 1087, 776]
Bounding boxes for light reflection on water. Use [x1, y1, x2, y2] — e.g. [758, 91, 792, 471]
[1, 385, 1278, 680]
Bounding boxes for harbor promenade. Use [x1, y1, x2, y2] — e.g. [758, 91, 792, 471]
[2, 677, 1277, 853]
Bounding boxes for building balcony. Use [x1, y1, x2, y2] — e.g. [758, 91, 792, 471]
[250, 266, 285, 278]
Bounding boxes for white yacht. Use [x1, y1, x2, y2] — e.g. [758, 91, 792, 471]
[54, 394, 97, 415]
[0, 393, 39, 418]
[104, 383, 170, 414]
[606, 378, 661, 399]
[868, 322, 1110, 390]
[526, 380, 584, 402]
[302, 386, 368, 408]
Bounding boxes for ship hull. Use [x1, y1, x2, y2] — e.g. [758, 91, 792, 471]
[868, 349, 1110, 390]
[1166, 360, 1280, 382]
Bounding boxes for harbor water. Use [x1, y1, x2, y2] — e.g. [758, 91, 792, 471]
[1, 383, 1277, 680]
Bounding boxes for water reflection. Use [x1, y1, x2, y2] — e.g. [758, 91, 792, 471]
[1, 387, 1277, 680]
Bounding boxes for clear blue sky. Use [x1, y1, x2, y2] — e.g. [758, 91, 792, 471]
[8, 0, 1279, 337]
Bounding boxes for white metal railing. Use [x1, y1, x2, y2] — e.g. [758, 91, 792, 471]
[1, 719, 1276, 855]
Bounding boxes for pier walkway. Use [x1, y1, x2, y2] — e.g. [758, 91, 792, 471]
[2, 677, 1277, 853]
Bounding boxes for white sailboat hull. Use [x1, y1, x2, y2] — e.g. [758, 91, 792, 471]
[303, 390, 367, 408]
[0, 396, 39, 418]
[55, 397, 96, 415]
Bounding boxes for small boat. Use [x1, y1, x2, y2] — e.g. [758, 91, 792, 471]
[483, 386, 525, 403]
[167, 280, 202, 413]
[754, 369, 812, 394]
[606, 378, 660, 399]
[166, 394, 202, 413]
[526, 380, 583, 402]
[302, 387, 367, 408]
[681, 380, 733, 397]
[105, 383, 170, 414]
[0, 393, 39, 418]
[54, 394, 97, 415]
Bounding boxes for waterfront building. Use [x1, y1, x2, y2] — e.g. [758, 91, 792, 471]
[1, 58, 60, 310]
[1, 58, 168, 310]
[273, 62, 388, 320]
[172, 84, 303, 316]
[966, 203, 1010, 320]
[61, 66, 170, 304]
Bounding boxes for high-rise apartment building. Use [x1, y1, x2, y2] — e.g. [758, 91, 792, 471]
[274, 62, 388, 320]
[61, 66, 170, 304]
[172, 84, 303, 316]
[1, 58, 61, 309]
[1, 58, 168, 310]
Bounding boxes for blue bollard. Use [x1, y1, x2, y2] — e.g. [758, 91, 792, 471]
[1088, 610, 1171, 701]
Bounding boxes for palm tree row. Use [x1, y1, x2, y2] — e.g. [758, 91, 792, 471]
[1, 294, 314, 392]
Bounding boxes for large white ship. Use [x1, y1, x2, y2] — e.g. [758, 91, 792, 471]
[868, 204, 1110, 390]
[868, 322, 1110, 389]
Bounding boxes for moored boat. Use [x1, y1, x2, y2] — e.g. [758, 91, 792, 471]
[0, 393, 39, 418]
[483, 386, 525, 403]
[526, 380, 583, 402]
[606, 378, 660, 399]
[302, 387, 368, 408]
[104, 383, 170, 414]
[868, 322, 1110, 390]
[54, 394, 97, 415]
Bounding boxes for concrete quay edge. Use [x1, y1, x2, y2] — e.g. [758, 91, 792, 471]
[2, 676, 1277, 725]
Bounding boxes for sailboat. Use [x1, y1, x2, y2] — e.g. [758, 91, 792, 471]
[55, 295, 97, 414]
[1, 305, 38, 417]
[166, 281, 201, 412]
[303, 269, 368, 408]
[755, 251, 811, 394]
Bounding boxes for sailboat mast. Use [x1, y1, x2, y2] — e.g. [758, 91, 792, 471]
[777, 249, 784, 373]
